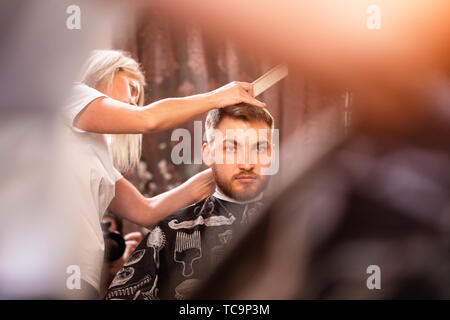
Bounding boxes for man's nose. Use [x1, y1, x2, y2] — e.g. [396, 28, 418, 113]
[238, 159, 255, 171]
[239, 164, 255, 173]
[237, 147, 257, 170]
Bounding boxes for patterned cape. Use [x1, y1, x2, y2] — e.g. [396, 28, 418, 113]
[104, 195, 264, 300]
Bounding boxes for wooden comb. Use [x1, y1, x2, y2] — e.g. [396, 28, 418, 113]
[252, 64, 288, 97]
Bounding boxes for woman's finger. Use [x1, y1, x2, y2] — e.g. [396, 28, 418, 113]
[200, 168, 213, 180]
[235, 81, 253, 92]
[125, 240, 139, 248]
[124, 232, 143, 241]
[235, 82, 254, 96]
[241, 96, 266, 108]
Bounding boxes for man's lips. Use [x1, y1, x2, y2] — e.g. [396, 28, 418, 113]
[235, 175, 258, 183]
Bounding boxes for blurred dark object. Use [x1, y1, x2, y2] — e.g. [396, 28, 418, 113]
[103, 212, 124, 235]
[102, 221, 126, 262]
[0, 0, 119, 299]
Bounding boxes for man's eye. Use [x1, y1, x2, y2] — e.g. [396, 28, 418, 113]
[257, 145, 268, 152]
[225, 146, 235, 152]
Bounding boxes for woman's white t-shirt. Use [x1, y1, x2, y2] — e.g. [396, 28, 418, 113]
[62, 83, 123, 292]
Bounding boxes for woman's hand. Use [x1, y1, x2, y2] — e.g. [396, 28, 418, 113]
[110, 172, 215, 228]
[120, 232, 143, 264]
[184, 168, 216, 202]
[109, 232, 143, 271]
[210, 81, 266, 109]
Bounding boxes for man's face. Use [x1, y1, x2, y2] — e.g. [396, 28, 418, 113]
[203, 117, 273, 201]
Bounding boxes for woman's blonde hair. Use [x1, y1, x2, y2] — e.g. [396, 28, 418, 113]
[80, 49, 146, 173]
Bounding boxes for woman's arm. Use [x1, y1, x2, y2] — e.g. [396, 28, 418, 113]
[108, 169, 215, 228]
[74, 81, 265, 134]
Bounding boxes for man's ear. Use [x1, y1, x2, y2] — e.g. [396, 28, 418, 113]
[202, 143, 214, 167]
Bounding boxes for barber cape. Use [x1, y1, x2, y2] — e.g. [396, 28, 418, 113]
[105, 192, 264, 300]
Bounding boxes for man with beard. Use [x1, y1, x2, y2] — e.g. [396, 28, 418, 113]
[105, 103, 275, 300]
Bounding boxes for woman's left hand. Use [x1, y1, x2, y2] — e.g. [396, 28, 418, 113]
[185, 168, 216, 202]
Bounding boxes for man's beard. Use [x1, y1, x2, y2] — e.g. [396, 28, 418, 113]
[212, 166, 269, 201]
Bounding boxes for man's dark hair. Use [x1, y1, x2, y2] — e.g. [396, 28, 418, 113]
[205, 103, 274, 142]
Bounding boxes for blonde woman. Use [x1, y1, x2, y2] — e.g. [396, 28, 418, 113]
[63, 50, 265, 298]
